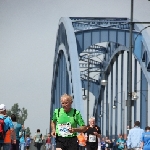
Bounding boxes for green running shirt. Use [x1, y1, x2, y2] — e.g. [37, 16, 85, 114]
[52, 108, 85, 137]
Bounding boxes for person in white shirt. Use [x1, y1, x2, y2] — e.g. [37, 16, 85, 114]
[127, 121, 144, 149]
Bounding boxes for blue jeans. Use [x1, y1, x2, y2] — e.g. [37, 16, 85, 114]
[46, 143, 51, 150]
[19, 143, 25, 150]
[3, 143, 11, 150]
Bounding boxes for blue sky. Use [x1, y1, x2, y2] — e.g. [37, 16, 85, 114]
[0, 0, 150, 136]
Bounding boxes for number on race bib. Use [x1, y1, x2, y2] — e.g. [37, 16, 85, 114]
[89, 135, 96, 142]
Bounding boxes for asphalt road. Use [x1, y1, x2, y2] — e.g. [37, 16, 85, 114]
[0, 141, 55, 150]
[30, 141, 55, 150]
[30, 141, 45, 150]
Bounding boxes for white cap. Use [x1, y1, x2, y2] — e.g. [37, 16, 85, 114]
[0, 104, 6, 111]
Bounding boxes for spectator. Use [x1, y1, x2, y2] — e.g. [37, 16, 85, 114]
[45, 133, 51, 150]
[127, 121, 144, 149]
[116, 134, 126, 150]
[85, 117, 101, 150]
[25, 134, 31, 150]
[10, 114, 22, 150]
[105, 137, 111, 150]
[34, 129, 43, 150]
[0, 104, 15, 150]
[112, 139, 116, 150]
[101, 137, 106, 150]
[144, 126, 150, 132]
[140, 126, 150, 150]
[19, 124, 26, 150]
[51, 93, 86, 150]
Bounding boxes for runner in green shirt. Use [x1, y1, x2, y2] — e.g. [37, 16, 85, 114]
[51, 93, 86, 150]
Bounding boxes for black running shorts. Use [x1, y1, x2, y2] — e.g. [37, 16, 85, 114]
[56, 136, 78, 150]
[86, 143, 98, 150]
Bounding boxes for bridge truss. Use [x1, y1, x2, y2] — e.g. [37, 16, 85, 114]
[50, 17, 150, 139]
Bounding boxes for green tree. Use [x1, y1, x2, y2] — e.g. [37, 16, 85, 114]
[26, 127, 31, 136]
[6, 103, 28, 125]
[18, 107, 28, 125]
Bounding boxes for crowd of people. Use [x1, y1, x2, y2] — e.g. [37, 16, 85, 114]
[0, 102, 56, 150]
[33, 129, 52, 150]
[50, 93, 150, 150]
[1, 93, 150, 150]
[0, 103, 32, 150]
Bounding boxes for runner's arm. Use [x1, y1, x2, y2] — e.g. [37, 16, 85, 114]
[69, 125, 87, 133]
[93, 131, 101, 138]
[69, 111, 86, 133]
[51, 121, 56, 137]
[93, 126, 101, 138]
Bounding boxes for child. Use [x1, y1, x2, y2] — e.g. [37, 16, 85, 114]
[45, 133, 51, 150]
[25, 134, 31, 150]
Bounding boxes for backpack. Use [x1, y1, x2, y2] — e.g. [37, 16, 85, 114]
[57, 108, 77, 122]
[0, 117, 5, 140]
[26, 137, 31, 146]
[19, 129, 25, 143]
[35, 133, 42, 143]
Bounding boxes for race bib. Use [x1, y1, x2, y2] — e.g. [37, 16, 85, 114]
[58, 122, 72, 137]
[89, 134, 96, 142]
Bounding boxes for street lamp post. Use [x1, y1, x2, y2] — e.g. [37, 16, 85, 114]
[81, 54, 107, 125]
[80, 47, 108, 125]
[106, 103, 109, 137]
[82, 80, 87, 100]
[128, 0, 150, 131]
[127, 0, 134, 131]
[87, 54, 90, 125]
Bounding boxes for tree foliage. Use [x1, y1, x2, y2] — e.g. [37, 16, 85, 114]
[7, 103, 28, 125]
[26, 127, 31, 136]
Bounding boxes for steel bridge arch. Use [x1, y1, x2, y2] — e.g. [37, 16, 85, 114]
[50, 18, 84, 117]
[50, 17, 150, 137]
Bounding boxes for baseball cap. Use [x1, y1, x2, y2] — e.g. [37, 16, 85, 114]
[0, 104, 6, 111]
